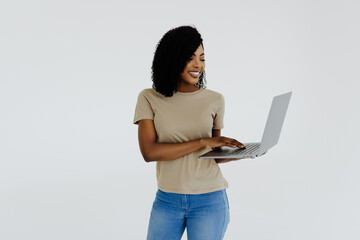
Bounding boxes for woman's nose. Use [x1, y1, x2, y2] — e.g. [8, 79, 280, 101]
[193, 59, 200, 68]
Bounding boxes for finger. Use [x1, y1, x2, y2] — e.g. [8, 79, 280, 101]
[227, 140, 239, 148]
[222, 137, 245, 148]
[226, 142, 238, 148]
[226, 139, 245, 149]
[235, 141, 246, 149]
[261, 150, 268, 156]
[231, 140, 245, 149]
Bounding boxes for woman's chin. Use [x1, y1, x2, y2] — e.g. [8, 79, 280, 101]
[189, 78, 199, 85]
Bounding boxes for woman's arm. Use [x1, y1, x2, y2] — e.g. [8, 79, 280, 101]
[137, 119, 245, 162]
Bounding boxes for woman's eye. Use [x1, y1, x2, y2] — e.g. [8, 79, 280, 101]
[188, 58, 206, 62]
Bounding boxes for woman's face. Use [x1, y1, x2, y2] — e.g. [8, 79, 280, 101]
[179, 44, 205, 86]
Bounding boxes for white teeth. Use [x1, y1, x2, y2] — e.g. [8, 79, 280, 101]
[189, 71, 200, 75]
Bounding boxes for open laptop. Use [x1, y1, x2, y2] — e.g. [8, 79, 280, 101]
[199, 91, 292, 159]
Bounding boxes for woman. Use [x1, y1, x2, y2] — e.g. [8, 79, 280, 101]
[133, 25, 245, 240]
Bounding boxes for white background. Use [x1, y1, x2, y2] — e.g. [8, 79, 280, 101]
[1, 0, 359, 239]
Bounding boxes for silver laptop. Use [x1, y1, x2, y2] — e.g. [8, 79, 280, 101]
[199, 92, 292, 159]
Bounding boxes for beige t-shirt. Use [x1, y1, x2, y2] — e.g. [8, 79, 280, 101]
[133, 88, 229, 194]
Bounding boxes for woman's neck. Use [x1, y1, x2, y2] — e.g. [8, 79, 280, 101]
[177, 82, 200, 93]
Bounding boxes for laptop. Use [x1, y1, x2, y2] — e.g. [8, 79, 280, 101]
[199, 91, 292, 159]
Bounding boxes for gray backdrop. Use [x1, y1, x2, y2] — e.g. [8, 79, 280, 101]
[1, 0, 359, 239]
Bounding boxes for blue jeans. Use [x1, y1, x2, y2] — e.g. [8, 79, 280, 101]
[147, 189, 230, 240]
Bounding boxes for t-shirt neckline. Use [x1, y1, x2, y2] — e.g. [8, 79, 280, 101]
[175, 88, 205, 95]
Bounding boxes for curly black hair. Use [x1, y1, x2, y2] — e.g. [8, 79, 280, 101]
[151, 25, 206, 97]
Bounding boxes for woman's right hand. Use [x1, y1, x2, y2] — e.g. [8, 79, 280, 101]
[201, 136, 246, 149]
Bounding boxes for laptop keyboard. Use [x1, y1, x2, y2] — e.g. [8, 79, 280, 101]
[228, 143, 260, 156]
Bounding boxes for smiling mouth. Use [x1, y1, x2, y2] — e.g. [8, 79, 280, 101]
[188, 71, 200, 78]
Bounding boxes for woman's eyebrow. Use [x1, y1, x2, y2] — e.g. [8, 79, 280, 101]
[192, 53, 205, 56]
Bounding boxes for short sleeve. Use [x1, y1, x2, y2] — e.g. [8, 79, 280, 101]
[133, 90, 154, 125]
[213, 94, 225, 129]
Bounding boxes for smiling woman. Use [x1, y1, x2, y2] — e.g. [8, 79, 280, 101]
[133, 25, 245, 240]
[179, 45, 206, 92]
